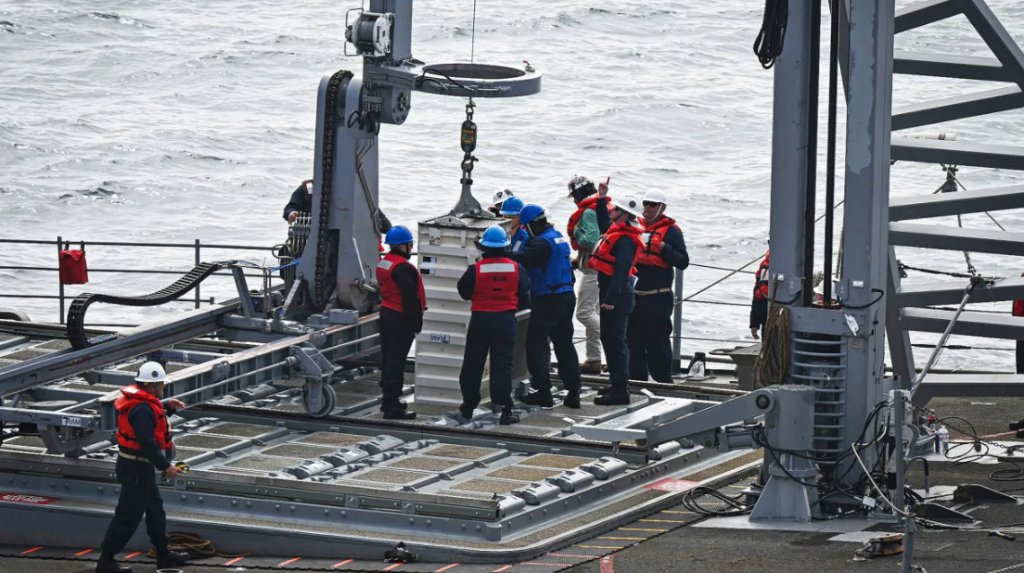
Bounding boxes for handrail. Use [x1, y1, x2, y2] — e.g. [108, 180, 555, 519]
[0, 236, 282, 323]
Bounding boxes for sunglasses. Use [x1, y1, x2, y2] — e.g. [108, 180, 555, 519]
[642, 201, 662, 207]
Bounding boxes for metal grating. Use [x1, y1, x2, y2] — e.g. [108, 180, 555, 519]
[261, 443, 340, 459]
[518, 454, 595, 469]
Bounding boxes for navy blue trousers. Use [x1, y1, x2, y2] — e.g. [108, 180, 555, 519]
[525, 292, 581, 393]
[601, 296, 634, 394]
[628, 292, 675, 383]
[99, 457, 169, 557]
[459, 311, 517, 408]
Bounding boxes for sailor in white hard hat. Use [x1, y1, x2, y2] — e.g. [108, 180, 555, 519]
[626, 190, 689, 384]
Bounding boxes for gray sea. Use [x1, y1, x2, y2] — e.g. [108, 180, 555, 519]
[1, 0, 1023, 370]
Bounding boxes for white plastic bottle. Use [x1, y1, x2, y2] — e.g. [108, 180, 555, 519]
[936, 425, 950, 454]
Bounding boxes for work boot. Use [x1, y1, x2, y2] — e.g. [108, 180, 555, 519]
[594, 392, 630, 406]
[520, 389, 554, 408]
[156, 550, 190, 569]
[596, 386, 612, 396]
[563, 391, 581, 409]
[499, 406, 520, 425]
[95, 555, 131, 573]
[458, 403, 475, 421]
[380, 399, 409, 412]
[383, 408, 417, 420]
[580, 360, 603, 375]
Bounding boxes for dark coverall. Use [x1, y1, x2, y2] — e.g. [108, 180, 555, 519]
[282, 183, 311, 221]
[628, 222, 689, 383]
[513, 229, 582, 395]
[379, 258, 424, 410]
[456, 253, 531, 409]
[595, 197, 639, 395]
[99, 405, 172, 559]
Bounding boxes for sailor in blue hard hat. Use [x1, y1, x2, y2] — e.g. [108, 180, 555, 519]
[489, 188, 516, 216]
[375, 225, 424, 420]
[511, 205, 582, 409]
[498, 196, 528, 255]
[456, 225, 531, 425]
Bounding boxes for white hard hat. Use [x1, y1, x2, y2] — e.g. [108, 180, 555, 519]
[615, 195, 643, 218]
[643, 190, 669, 205]
[135, 361, 167, 384]
[491, 189, 514, 207]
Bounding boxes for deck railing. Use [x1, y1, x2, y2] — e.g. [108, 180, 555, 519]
[0, 237, 280, 324]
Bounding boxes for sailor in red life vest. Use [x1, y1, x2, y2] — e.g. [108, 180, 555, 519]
[566, 175, 605, 376]
[750, 250, 771, 339]
[456, 226, 532, 425]
[96, 362, 190, 573]
[375, 225, 425, 420]
[626, 190, 690, 384]
[1014, 273, 1024, 374]
[588, 179, 645, 406]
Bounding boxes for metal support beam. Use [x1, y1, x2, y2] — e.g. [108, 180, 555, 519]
[962, 0, 1024, 80]
[893, 51, 1011, 82]
[886, 249, 916, 388]
[894, 0, 960, 34]
[892, 86, 1024, 131]
[891, 137, 1024, 169]
[890, 183, 1024, 221]
[912, 373, 1024, 406]
[890, 222, 1024, 256]
[901, 308, 1024, 339]
[898, 276, 1024, 307]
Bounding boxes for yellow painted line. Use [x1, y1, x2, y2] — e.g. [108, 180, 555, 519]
[618, 527, 668, 532]
[639, 519, 688, 523]
[660, 510, 696, 515]
[577, 545, 628, 550]
[599, 536, 647, 541]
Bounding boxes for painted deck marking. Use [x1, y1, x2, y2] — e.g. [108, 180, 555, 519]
[20, 546, 43, 556]
[618, 527, 668, 532]
[521, 562, 570, 567]
[577, 545, 628, 550]
[225, 556, 245, 566]
[660, 510, 696, 515]
[332, 558, 354, 568]
[384, 563, 404, 571]
[600, 556, 615, 573]
[548, 553, 600, 559]
[639, 518, 688, 523]
[278, 557, 302, 567]
[436, 563, 460, 572]
[492, 566, 513, 573]
[599, 536, 646, 541]
[124, 551, 143, 560]
[74, 549, 93, 557]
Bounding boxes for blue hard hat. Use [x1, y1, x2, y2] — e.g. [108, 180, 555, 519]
[519, 204, 546, 226]
[479, 225, 510, 248]
[384, 225, 414, 245]
[499, 196, 525, 216]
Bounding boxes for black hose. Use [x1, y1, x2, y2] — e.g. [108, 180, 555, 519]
[753, 0, 790, 69]
[802, 0, 821, 307]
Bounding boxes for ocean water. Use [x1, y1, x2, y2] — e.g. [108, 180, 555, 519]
[1, 0, 1023, 370]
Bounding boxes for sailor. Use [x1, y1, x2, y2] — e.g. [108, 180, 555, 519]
[750, 250, 770, 339]
[375, 225, 425, 420]
[499, 196, 529, 255]
[283, 178, 313, 222]
[457, 226, 531, 425]
[488, 188, 516, 216]
[627, 190, 689, 383]
[96, 362, 190, 573]
[513, 204, 582, 409]
[589, 182, 644, 406]
[566, 175, 605, 375]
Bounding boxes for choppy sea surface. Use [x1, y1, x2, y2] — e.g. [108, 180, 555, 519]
[1, 1, 1023, 370]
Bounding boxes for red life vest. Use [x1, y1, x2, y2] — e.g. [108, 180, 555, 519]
[115, 384, 173, 456]
[376, 252, 426, 313]
[587, 224, 644, 277]
[635, 216, 678, 269]
[471, 257, 519, 312]
[566, 196, 611, 251]
[753, 251, 771, 301]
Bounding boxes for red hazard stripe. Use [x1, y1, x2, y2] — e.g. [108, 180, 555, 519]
[124, 551, 143, 560]
[74, 549, 93, 557]
[225, 556, 245, 566]
[20, 546, 43, 556]
[384, 563, 404, 571]
[332, 558, 354, 568]
[278, 557, 302, 567]
[492, 567, 513, 573]
[436, 564, 460, 572]
[600, 556, 615, 573]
